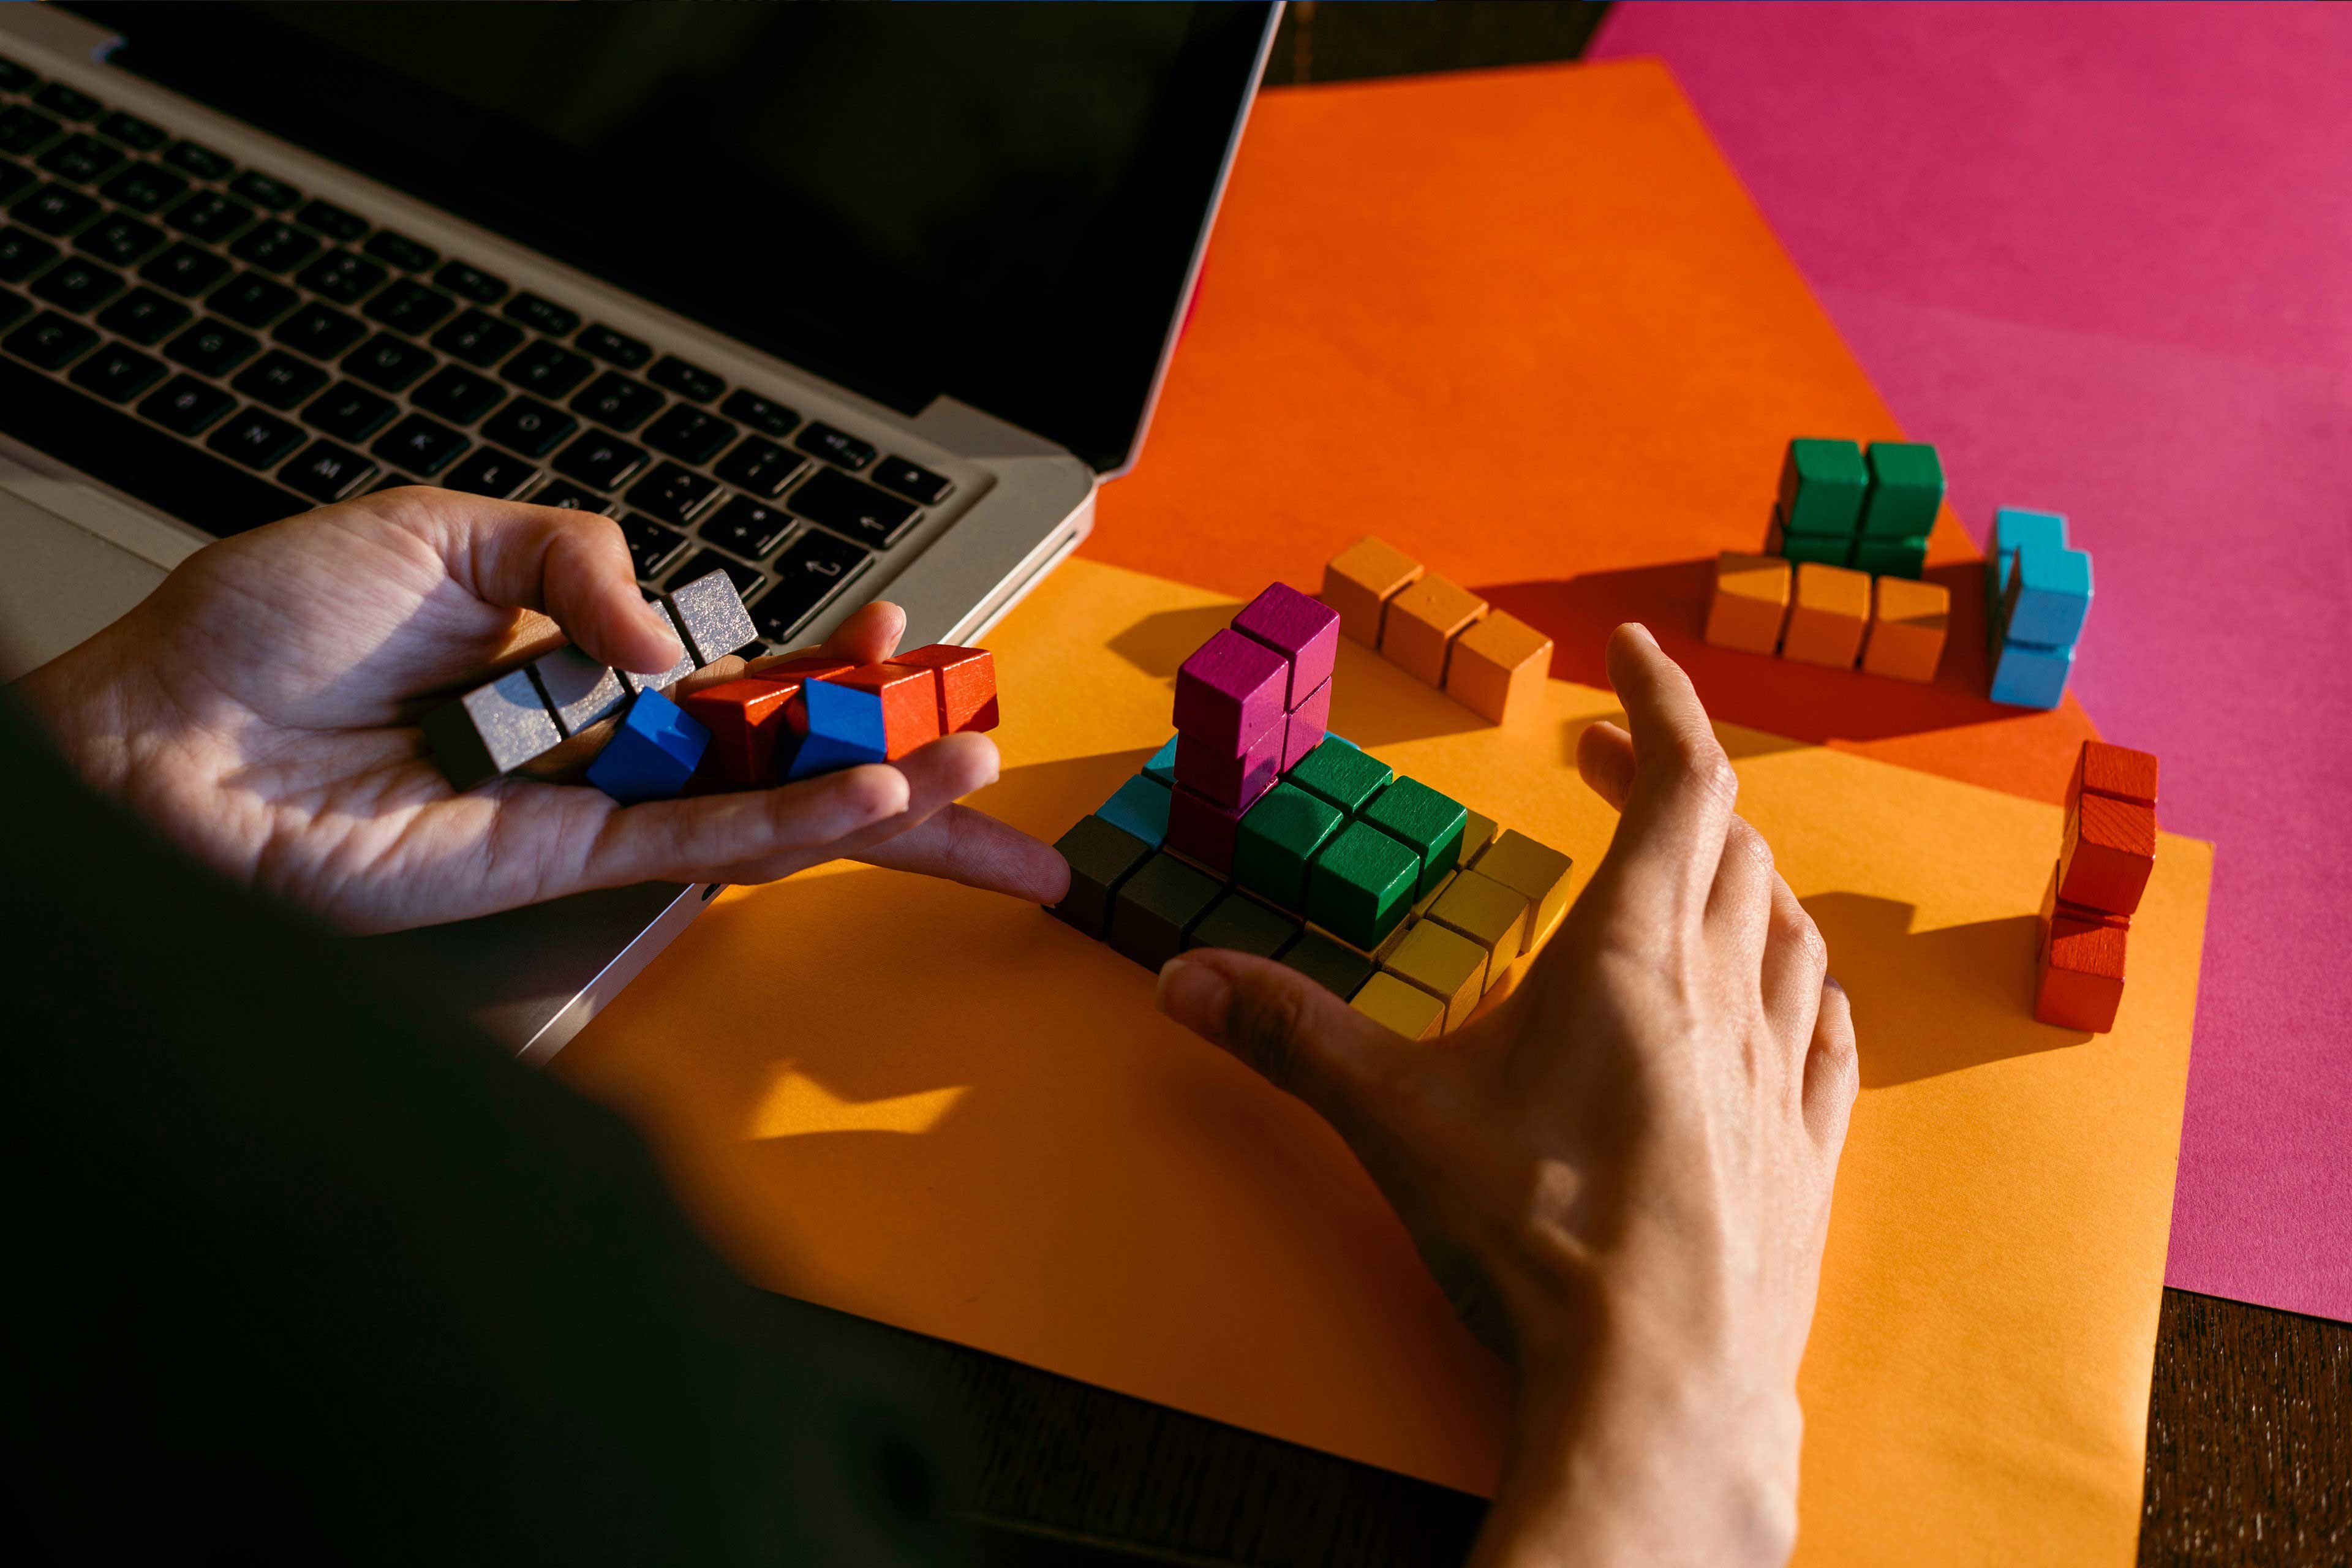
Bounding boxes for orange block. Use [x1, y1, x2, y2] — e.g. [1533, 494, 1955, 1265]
[682, 676, 807, 786]
[1702, 551, 1792, 655]
[1443, 609, 1553, 724]
[1780, 562, 1871, 669]
[2058, 793, 2157, 915]
[1319, 537, 1424, 648]
[824, 662, 944, 760]
[2070, 740, 2159, 810]
[891, 643, 999, 733]
[2040, 856, 2128, 932]
[2035, 911, 2128, 1033]
[1860, 575, 1950, 683]
[1381, 573, 1487, 688]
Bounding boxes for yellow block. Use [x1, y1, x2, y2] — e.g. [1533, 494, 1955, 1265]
[1383, 919, 1487, 1030]
[1351, 971, 1447, 1041]
[1427, 869, 1531, 988]
[1474, 830, 1574, 954]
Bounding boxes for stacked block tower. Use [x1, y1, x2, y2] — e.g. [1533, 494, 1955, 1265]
[1771, 437, 1942, 580]
[1986, 507, 2093, 710]
[1052, 582, 1574, 1041]
[1317, 537, 1555, 725]
[2034, 740, 2158, 1033]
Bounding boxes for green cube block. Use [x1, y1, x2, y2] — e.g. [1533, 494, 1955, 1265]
[1777, 438, 1868, 536]
[1861, 442, 1944, 538]
[1852, 534, 1928, 579]
[1109, 852, 1224, 971]
[1047, 815, 1153, 939]
[1233, 782, 1345, 910]
[1360, 776, 1468, 897]
[1306, 820, 1419, 950]
[1280, 929, 1377, 1000]
[1188, 889, 1302, 959]
[1774, 527, 1854, 568]
[1286, 736, 1392, 816]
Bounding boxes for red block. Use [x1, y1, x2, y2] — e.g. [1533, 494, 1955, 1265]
[1174, 719, 1281, 808]
[2057, 793, 2156, 914]
[2040, 857, 2128, 932]
[822, 662, 943, 760]
[1166, 784, 1251, 875]
[683, 676, 805, 787]
[892, 643, 999, 733]
[2069, 739, 2159, 810]
[2034, 911, 2128, 1033]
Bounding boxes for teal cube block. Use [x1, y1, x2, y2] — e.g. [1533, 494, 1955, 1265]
[1305, 821, 1419, 950]
[1142, 735, 1180, 786]
[1287, 736, 1392, 816]
[1777, 438, 1868, 536]
[1861, 442, 1944, 538]
[1234, 781, 1345, 910]
[1098, 773, 1172, 848]
[1988, 508, 2068, 606]
[1360, 776, 1468, 897]
[2002, 543, 2092, 648]
[1989, 637, 2074, 709]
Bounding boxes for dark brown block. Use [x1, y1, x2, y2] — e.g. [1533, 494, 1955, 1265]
[1047, 815, 1153, 940]
[1109, 853, 1224, 970]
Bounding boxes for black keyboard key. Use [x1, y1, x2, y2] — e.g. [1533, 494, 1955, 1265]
[503, 291, 578, 336]
[478, 394, 575, 458]
[568, 369, 661, 432]
[440, 447, 536, 500]
[434, 260, 505, 304]
[873, 456, 952, 505]
[647, 355, 723, 402]
[272, 300, 366, 360]
[97, 111, 168, 154]
[666, 548, 763, 601]
[701, 496, 794, 558]
[164, 318, 258, 377]
[95, 286, 190, 345]
[643, 403, 736, 464]
[429, 307, 521, 368]
[361, 279, 454, 333]
[370, 412, 468, 477]
[794, 420, 876, 470]
[577, 323, 649, 368]
[527, 478, 617, 516]
[36, 132, 123, 184]
[138, 374, 236, 435]
[138, 239, 230, 296]
[363, 228, 435, 271]
[302, 380, 397, 441]
[229, 219, 318, 273]
[227, 169, 300, 210]
[279, 439, 376, 503]
[0, 224, 56, 282]
[294, 248, 385, 305]
[13, 182, 99, 237]
[0, 158, 30, 204]
[342, 331, 434, 391]
[410, 363, 503, 423]
[622, 513, 689, 578]
[4, 309, 96, 369]
[231, 349, 328, 410]
[208, 270, 297, 328]
[711, 435, 805, 499]
[0, 105, 59, 157]
[295, 198, 367, 244]
[624, 461, 720, 527]
[75, 212, 164, 266]
[30, 256, 122, 314]
[66, 341, 164, 402]
[786, 465, 918, 548]
[165, 190, 254, 244]
[550, 430, 647, 490]
[753, 529, 869, 641]
[499, 337, 592, 398]
[32, 83, 101, 123]
[0, 58, 36, 94]
[206, 407, 305, 469]
[99, 161, 186, 214]
[0, 285, 24, 333]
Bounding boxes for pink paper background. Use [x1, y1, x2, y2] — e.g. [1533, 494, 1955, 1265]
[1591, 2, 2352, 1321]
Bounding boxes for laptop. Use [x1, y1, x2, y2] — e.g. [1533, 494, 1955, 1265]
[0, 2, 1277, 1058]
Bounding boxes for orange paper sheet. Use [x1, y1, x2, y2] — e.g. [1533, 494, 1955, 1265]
[559, 557, 2209, 1567]
[1088, 61, 2099, 803]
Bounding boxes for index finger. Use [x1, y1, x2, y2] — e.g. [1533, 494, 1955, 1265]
[1593, 622, 1738, 918]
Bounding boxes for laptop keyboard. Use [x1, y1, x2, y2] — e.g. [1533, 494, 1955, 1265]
[0, 54, 960, 647]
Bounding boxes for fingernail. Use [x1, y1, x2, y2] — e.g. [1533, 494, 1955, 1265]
[1824, 973, 1846, 993]
[1155, 957, 1231, 1036]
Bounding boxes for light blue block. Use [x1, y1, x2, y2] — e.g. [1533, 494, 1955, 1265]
[586, 688, 709, 805]
[1989, 638, 2075, 709]
[1142, 736, 1179, 786]
[788, 680, 886, 780]
[1988, 507, 2068, 608]
[1099, 772, 1172, 848]
[2002, 543, 2093, 647]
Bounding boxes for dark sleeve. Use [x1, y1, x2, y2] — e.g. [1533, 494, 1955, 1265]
[0, 694, 959, 1568]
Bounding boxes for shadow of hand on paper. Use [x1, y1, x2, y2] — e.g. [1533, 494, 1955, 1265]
[1803, 891, 2090, 1087]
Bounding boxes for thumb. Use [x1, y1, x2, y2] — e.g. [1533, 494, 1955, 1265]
[1156, 949, 1403, 1139]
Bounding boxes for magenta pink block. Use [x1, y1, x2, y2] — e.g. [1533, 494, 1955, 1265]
[1173, 629, 1287, 754]
[1233, 582, 1341, 707]
[1175, 717, 1282, 808]
[1165, 783, 1257, 875]
[1281, 677, 1332, 771]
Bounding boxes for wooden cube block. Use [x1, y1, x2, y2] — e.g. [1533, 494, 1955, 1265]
[1305, 820, 1420, 951]
[1860, 441, 1944, 538]
[1444, 609, 1553, 725]
[2058, 793, 2156, 914]
[1458, 809, 1498, 868]
[1174, 629, 1288, 755]
[790, 662, 940, 775]
[683, 674, 805, 786]
[1427, 868, 1531, 990]
[1781, 562, 1871, 668]
[662, 568, 758, 666]
[1851, 535, 1928, 580]
[619, 598, 698, 694]
[1474, 830, 1574, 953]
[1989, 508, 2068, 613]
[1047, 815, 1153, 938]
[1766, 508, 1856, 568]
[1188, 890, 1303, 960]
[889, 643, 998, 733]
[1097, 773, 1173, 850]
[1280, 929, 1377, 1001]
[2003, 541, 2094, 648]
[1380, 574, 1487, 688]
[1360, 776, 1468, 897]
[423, 668, 565, 792]
[1777, 437, 1869, 535]
[584, 688, 710, 805]
[1281, 677, 1332, 771]
[1320, 537, 1424, 647]
[2034, 911, 2128, 1033]
[2071, 740, 2158, 810]
[528, 645, 628, 738]
[1384, 919, 1488, 1031]
[1286, 736, 1392, 816]
[1989, 636, 2074, 709]
[1233, 781, 1346, 910]
[1704, 551, 1793, 655]
[1142, 734, 1180, 786]
[1232, 582, 1341, 707]
[2040, 856, 2129, 932]
[1860, 576, 1950, 683]
[1351, 971, 1447, 1041]
[1174, 719, 1283, 809]
[1109, 853, 1225, 971]
[1165, 784, 1251, 876]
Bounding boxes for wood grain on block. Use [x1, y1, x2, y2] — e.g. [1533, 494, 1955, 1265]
[2035, 911, 2128, 1033]
[825, 662, 943, 760]
[1380, 573, 1487, 688]
[889, 643, 999, 733]
[2041, 857, 2130, 932]
[1861, 575, 1950, 684]
[1174, 719, 1283, 809]
[1704, 551, 1794, 656]
[1781, 561, 1871, 668]
[1233, 582, 1341, 706]
[1319, 536, 1423, 647]
[1383, 919, 1488, 1030]
[683, 675, 805, 786]
[1444, 608, 1553, 723]
[1281, 677, 1332, 771]
[2058, 793, 2157, 914]
[1350, 971, 1446, 1041]
[1173, 628, 1288, 755]
[2071, 740, 2160, 810]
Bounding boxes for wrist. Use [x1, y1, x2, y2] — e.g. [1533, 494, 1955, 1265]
[15, 623, 148, 801]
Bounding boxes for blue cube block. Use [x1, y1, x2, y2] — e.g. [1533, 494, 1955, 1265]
[1988, 507, 2068, 608]
[1989, 637, 2075, 709]
[586, 688, 709, 805]
[786, 679, 887, 780]
[1099, 772, 1172, 848]
[1142, 736, 1179, 786]
[2003, 542, 2094, 647]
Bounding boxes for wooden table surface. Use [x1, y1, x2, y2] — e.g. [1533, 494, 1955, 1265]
[773, 9, 2350, 1564]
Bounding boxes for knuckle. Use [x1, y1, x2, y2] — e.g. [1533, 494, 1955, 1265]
[1224, 972, 1317, 1088]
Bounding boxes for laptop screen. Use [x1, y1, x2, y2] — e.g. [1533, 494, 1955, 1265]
[69, 2, 1275, 475]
